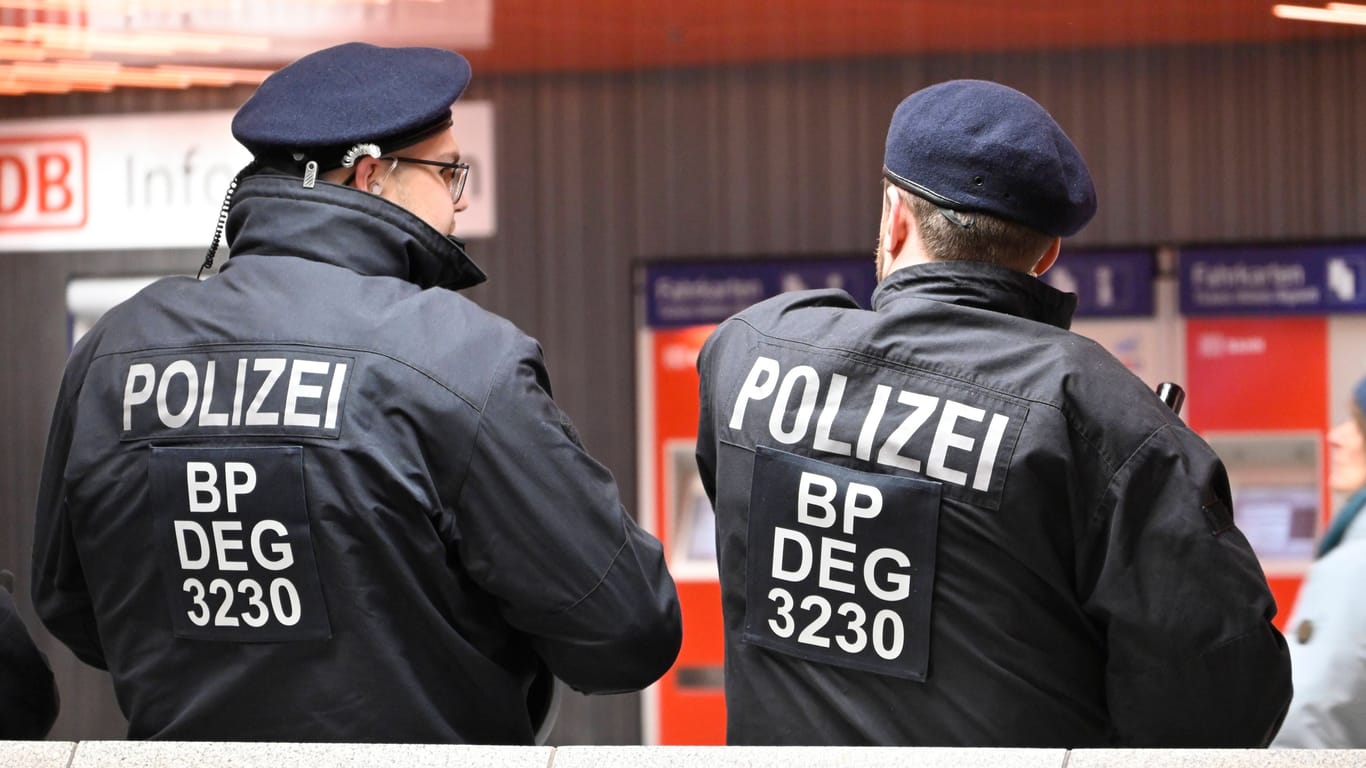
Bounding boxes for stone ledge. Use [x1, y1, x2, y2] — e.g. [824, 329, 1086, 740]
[66, 742, 553, 768]
[0, 741, 76, 768]
[551, 745, 1067, 767]
[1068, 749, 1366, 768]
[4, 741, 1363, 768]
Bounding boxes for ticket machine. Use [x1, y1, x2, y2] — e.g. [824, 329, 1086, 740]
[635, 259, 874, 744]
[1179, 243, 1366, 620]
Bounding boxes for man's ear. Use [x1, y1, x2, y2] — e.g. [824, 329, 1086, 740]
[883, 187, 910, 259]
[353, 156, 384, 193]
[1031, 237, 1063, 277]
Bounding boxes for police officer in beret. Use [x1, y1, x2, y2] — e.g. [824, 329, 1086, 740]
[32, 42, 681, 743]
[0, 570, 59, 739]
[695, 79, 1291, 746]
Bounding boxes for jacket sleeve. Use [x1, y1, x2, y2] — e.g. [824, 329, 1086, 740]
[31, 374, 108, 671]
[0, 587, 60, 738]
[694, 330, 720, 508]
[452, 337, 681, 694]
[1078, 423, 1292, 747]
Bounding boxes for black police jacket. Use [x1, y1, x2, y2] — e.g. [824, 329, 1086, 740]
[32, 174, 681, 743]
[0, 586, 59, 738]
[695, 260, 1291, 747]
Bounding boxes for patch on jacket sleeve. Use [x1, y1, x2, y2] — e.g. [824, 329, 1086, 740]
[558, 411, 584, 448]
[1200, 493, 1236, 536]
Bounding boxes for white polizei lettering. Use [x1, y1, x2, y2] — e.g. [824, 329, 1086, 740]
[224, 462, 256, 514]
[730, 358, 1014, 496]
[127, 356, 350, 433]
[769, 365, 820, 444]
[244, 358, 285, 426]
[212, 520, 248, 572]
[157, 360, 199, 429]
[812, 373, 852, 456]
[232, 358, 247, 426]
[283, 360, 329, 428]
[818, 537, 857, 594]
[864, 547, 912, 601]
[855, 384, 891, 461]
[771, 527, 813, 581]
[324, 363, 348, 430]
[927, 400, 985, 486]
[973, 413, 1010, 491]
[186, 462, 220, 513]
[197, 361, 229, 427]
[842, 482, 882, 535]
[729, 356, 781, 430]
[251, 520, 295, 571]
[123, 363, 156, 431]
[877, 391, 939, 472]
[796, 472, 838, 528]
[174, 521, 210, 569]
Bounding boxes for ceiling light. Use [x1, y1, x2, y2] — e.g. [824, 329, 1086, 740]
[1272, 3, 1366, 25]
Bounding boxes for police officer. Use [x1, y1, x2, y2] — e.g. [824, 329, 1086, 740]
[695, 79, 1291, 747]
[1, 570, 59, 739]
[32, 42, 680, 743]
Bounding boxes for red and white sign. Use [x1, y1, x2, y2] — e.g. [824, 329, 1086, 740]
[0, 135, 88, 232]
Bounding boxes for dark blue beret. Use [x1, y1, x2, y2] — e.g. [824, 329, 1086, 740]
[883, 79, 1096, 238]
[232, 42, 471, 169]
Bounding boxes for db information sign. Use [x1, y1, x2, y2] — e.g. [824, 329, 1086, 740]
[0, 105, 496, 251]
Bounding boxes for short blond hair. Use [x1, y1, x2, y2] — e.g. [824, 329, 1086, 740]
[891, 183, 1055, 272]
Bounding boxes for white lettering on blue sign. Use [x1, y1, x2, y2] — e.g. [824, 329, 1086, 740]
[1190, 262, 1307, 290]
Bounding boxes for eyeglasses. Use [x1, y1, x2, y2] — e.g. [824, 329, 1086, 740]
[382, 156, 470, 204]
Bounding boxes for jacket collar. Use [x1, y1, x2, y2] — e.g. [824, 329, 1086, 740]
[872, 260, 1077, 330]
[222, 173, 487, 291]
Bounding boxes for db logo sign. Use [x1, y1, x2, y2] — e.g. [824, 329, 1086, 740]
[0, 135, 88, 232]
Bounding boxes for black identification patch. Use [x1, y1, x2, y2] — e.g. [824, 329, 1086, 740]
[742, 446, 940, 681]
[150, 445, 331, 642]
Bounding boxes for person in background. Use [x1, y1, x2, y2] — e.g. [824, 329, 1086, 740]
[1273, 376, 1366, 747]
[32, 42, 680, 743]
[0, 569, 59, 739]
[695, 78, 1291, 747]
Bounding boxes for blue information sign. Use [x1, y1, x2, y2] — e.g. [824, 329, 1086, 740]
[1179, 243, 1366, 316]
[1040, 250, 1155, 318]
[644, 259, 876, 329]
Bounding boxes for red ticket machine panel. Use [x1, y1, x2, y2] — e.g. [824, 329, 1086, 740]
[1185, 317, 1328, 627]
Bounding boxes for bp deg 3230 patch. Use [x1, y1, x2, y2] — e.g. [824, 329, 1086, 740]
[150, 445, 331, 641]
[743, 446, 940, 680]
